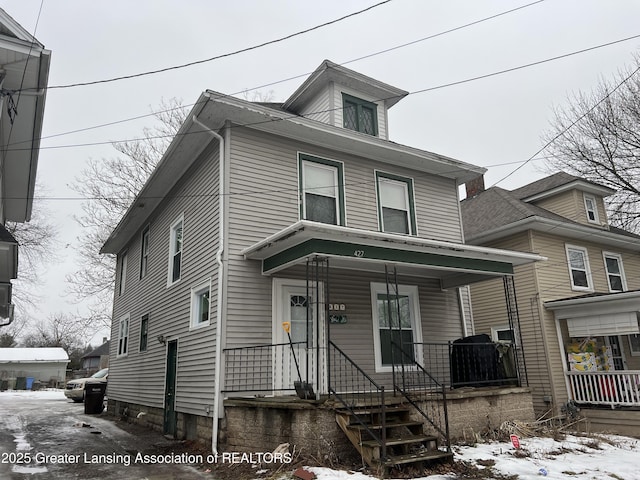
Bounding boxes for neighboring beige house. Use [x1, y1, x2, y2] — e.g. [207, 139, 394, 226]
[101, 60, 543, 467]
[461, 172, 640, 435]
[0, 9, 51, 326]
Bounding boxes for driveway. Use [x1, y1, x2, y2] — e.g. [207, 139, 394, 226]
[0, 389, 211, 479]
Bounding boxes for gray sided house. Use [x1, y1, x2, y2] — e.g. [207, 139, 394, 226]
[461, 173, 640, 436]
[102, 60, 543, 468]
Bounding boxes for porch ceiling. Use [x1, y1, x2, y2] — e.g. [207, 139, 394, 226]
[242, 221, 545, 288]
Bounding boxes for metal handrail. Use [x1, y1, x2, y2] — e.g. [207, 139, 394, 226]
[329, 341, 387, 461]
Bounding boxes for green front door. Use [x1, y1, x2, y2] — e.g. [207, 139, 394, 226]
[164, 340, 177, 436]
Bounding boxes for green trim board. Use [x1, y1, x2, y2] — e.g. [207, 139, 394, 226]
[262, 238, 515, 275]
[342, 93, 378, 136]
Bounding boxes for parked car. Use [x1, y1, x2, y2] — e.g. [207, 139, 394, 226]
[64, 368, 108, 402]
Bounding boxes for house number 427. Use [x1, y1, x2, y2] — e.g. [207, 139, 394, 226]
[353, 250, 365, 257]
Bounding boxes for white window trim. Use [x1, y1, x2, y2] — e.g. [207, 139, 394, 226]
[167, 214, 184, 287]
[565, 244, 593, 292]
[490, 325, 517, 345]
[628, 334, 640, 357]
[370, 282, 423, 373]
[117, 313, 130, 357]
[583, 193, 600, 224]
[118, 252, 128, 296]
[190, 280, 211, 330]
[602, 251, 627, 293]
[374, 170, 417, 236]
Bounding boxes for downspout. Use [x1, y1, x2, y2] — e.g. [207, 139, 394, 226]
[191, 113, 225, 455]
[456, 287, 469, 338]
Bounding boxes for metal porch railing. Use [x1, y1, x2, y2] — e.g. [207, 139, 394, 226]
[412, 341, 525, 389]
[391, 341, 451, 452]
[222, 341, 308, 393]
[329, 340, 387, 461]
[567, 370, 640, 408]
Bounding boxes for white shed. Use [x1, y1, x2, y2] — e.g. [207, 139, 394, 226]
[0, 348, 69, 388]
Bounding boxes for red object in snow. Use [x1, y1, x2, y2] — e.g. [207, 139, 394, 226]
[293, 467, 316, 480]
[510, 434, 520, 449]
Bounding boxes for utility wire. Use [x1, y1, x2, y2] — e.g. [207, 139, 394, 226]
[38, 1, 393, 91]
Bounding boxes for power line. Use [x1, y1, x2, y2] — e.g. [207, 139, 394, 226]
[31, 0, 547, 146]
[36, 1, 393, 91]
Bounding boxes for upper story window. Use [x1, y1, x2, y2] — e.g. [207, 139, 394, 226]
[583, 194, 599, 224]
[190, 281, 211, 329]
[375, 172, 416, 235]
[342, 93, 378, 136]
[117, 314, 130, 357]
[139, 314, 149, 352]
[603, 252, 626, 292]
[140, 226, 150, 279]
[118, 251, 128, 296]
[299, 154, 345, 226]
[168, 215, 184, 285]
[565, 245, 592, 291]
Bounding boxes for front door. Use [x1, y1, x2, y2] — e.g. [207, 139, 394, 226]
[164, 340, 178, 436]
[273, 279, 325, 395]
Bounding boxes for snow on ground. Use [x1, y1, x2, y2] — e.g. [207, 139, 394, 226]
[306, 433, 639, 480]
[0, 389, 66, 400]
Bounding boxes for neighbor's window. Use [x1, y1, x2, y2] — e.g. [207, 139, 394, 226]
[491, 325, 516, 344]
[118, 251, 128, 296]
[566, 245, 592, 291]
[118, 314, 130, 356]
[583, 194, 599, 224]
[168, 215, 183, 285]
[191, 281, 211, 328]
[139, 314, 149, 352]
[342, 93, 378, 136]
[140, 226, 150, 279]
[603, 252, 626, 292]
[376, 172, 416, 235]
[299, 154, 345, 226]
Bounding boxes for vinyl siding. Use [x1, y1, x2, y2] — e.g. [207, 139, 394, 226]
[531, 190, 609, 228]
[109, 142, 220, 417]
[295, 83, 332, 125]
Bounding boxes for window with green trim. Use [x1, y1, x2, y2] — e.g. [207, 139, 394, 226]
[342, 93, 378, 136]
[376, 172, 416, 235]
[299, 154, 345, 226]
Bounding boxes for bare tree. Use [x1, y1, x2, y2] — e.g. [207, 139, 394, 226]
[67, 98, 188, 325]
[543, 55, 640, 232]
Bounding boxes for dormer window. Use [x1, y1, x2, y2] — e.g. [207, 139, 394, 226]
[583, 194, 599, 224]
[342, 93, 378, 136]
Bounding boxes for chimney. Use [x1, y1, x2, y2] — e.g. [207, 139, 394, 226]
[103, 337, 108, 344]
[465, 175, 485, 198]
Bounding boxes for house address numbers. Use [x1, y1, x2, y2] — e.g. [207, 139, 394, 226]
[329, 303, 347, 324]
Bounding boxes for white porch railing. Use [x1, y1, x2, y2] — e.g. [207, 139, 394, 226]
[567, 371, 640, 408]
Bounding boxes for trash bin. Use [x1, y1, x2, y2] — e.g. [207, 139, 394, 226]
[84, 381, 107, 414]
[15, 377, 26, 390]
[26, 377, 34, 390]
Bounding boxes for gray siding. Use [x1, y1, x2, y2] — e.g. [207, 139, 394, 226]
[109, 142, 220, 417]
[296, 83, 332, 125]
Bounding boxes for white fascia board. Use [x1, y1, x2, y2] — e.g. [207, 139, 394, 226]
[522, 181, 615, 202]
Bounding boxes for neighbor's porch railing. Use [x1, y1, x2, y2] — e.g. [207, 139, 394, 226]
[412, 341, 526, 389]
[567, 370, 640, 408]
[222, 341, 310, 393]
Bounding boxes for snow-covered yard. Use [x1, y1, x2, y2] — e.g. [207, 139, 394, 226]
[305, 432, 638, 480]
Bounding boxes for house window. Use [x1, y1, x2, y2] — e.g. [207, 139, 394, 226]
[629, 334, 640, 356]
[139, 314, 149, 352]
[299, 154, 345, 226]
[566, 245, 592, 291]
[370, 283, 422, 372]
[376, 172, 416, 235]
[342, 93, 378, 136]
[118, 252, 128, 296]
[117, 314, 129, 356]
[190, 281, 211, 328]
[491, 325, 515, 344]
[140, 226, 150, 279]
[583, 194, 599, 224]
[603, 252, 626, 292]
[168, 216, 183, 285]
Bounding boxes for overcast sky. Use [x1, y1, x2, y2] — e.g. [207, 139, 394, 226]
[2, 0, 640, 343]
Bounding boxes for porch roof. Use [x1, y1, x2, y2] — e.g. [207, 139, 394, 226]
[241, 221, 545, 288]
